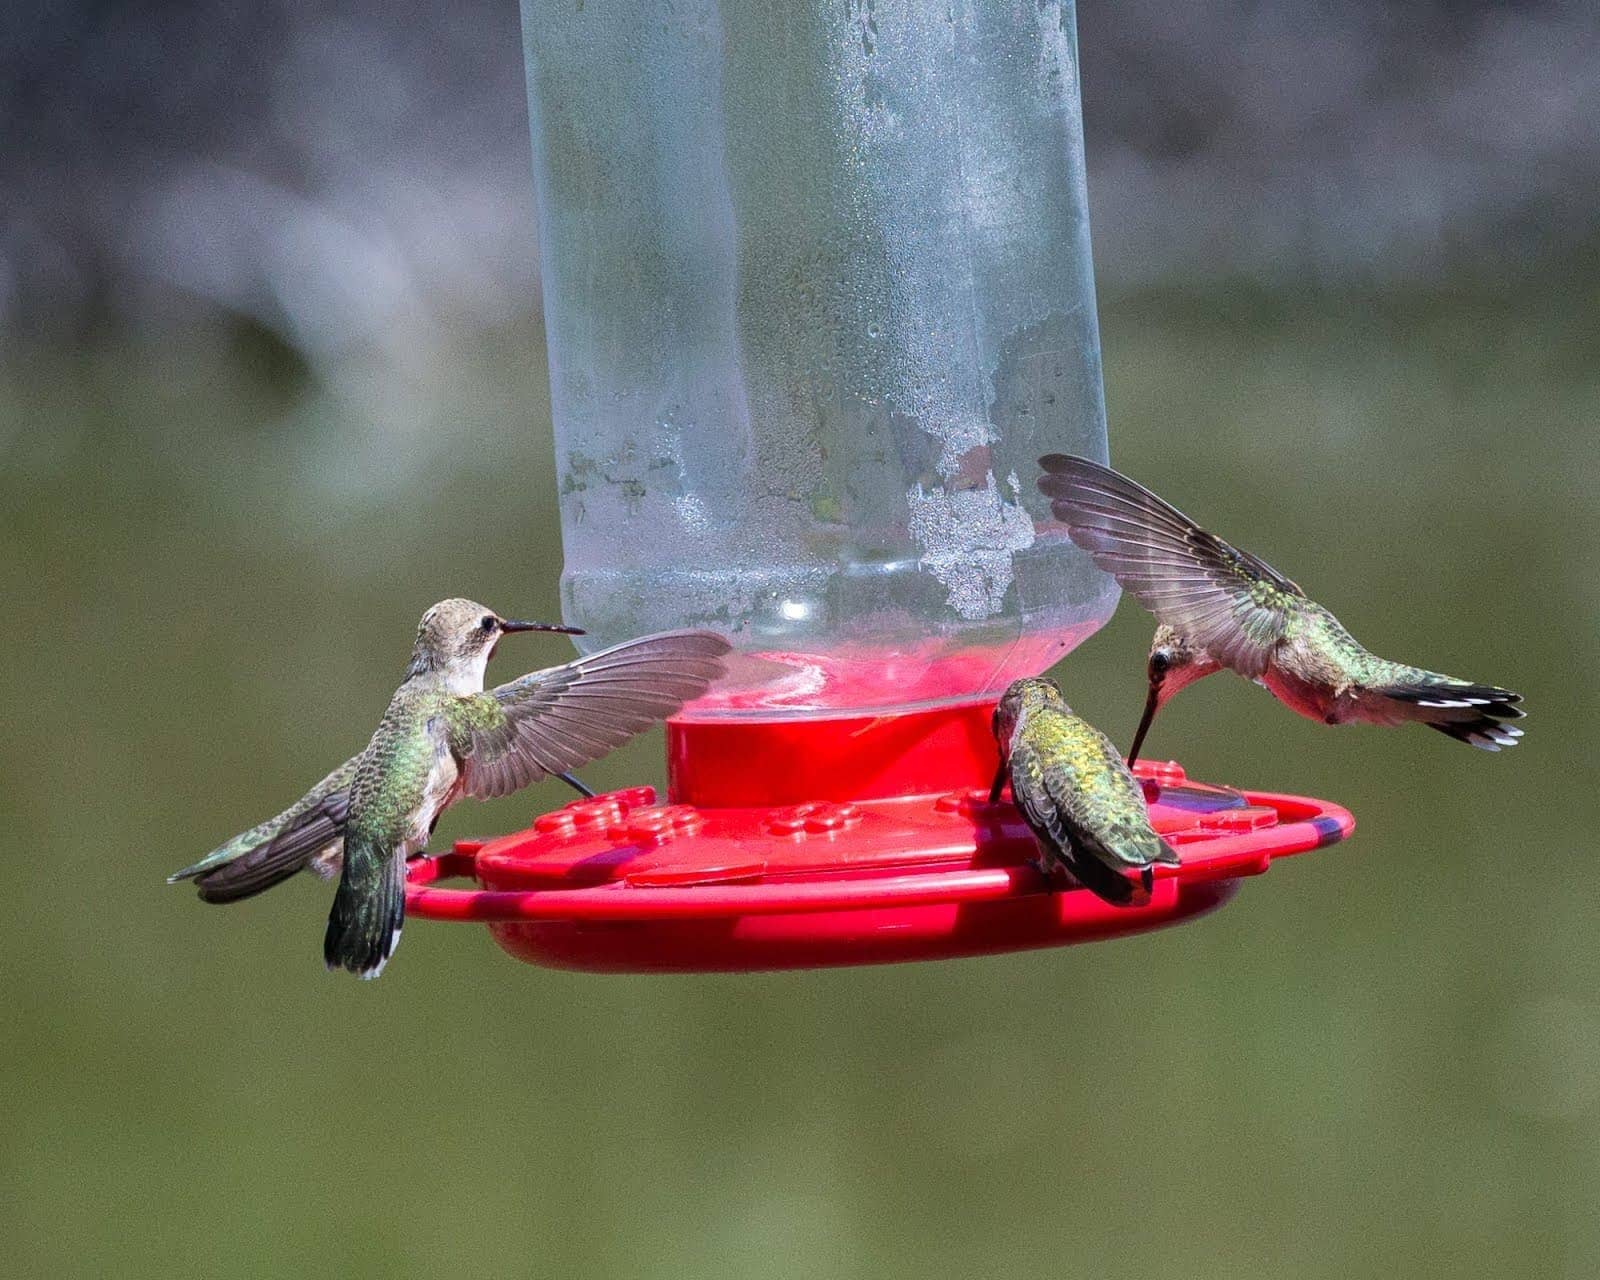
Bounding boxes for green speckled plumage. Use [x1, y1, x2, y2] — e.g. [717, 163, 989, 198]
[347, 685, 454, 845]
[994, 679, 1177, 906]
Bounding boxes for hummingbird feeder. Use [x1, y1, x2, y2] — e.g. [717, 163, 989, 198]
[404, 0, 1354, 970]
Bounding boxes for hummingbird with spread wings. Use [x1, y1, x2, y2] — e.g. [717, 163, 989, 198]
[1037, 454, 1524, 765]
[170, 599, 731, 977]
[991, 677, 1179, 906]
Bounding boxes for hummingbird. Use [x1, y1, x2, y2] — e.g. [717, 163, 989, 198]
[991, 677, 1179, 906]
[169, 599, 731, 978]
[1037, 454, 1525, 765]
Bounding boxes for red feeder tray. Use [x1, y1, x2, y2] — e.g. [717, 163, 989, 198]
[405, 701, 1353, 972]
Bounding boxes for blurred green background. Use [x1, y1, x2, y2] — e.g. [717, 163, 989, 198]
[4, 265, 1597, 1277]
[7, 0, 1600, 1274]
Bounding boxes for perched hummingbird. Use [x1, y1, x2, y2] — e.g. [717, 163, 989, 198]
[1037, 454, 1525, 764]
[991, 677, 1179, 906]
[169, 600, 731, 978]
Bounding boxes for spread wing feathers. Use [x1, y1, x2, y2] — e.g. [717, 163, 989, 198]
[1373, 675, 1525, 751]
[169, 756, 358, 897]
[452, 630, 731, 800]
[1038, 454, 1305, 677]
[194, 815, 346, 904]
[1008, 722, 1178, 907]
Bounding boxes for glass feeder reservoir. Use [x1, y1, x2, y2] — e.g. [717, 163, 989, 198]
[524, 0, 1117, 717]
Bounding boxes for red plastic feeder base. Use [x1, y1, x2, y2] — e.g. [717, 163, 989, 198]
[405, 701, 1353, 973]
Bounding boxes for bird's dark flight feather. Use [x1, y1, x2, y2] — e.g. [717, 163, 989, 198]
[1039, 453, 1305, 677]
[194, 792, 349, 903]
[169, 756, 358, 896]
[452, 630, 731, 800]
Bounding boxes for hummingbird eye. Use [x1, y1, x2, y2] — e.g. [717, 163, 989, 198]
[480, 615, 497, 633]
[1150, 651, 1172, 676]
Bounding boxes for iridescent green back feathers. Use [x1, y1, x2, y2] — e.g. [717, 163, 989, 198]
[994, 678, 1177, 906]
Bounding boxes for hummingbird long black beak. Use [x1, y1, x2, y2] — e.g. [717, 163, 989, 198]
[499, 619, 585, 635]
[1127, 682, 1161, 767]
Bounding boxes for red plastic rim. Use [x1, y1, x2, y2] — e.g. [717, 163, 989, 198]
[404, 759, 1353, 973]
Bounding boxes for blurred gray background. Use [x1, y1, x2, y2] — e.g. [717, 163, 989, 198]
[7, 1, 1597, 339]
[3, 3, 1598, 1278]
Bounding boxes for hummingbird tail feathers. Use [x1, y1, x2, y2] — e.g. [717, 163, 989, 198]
[1426, 714, 1526, 751]
[1379, 680, 1525, 751]
[1069, 823, 1179, 904]
[1057, 848, 1145, 905]
[323, 839, 406, 980]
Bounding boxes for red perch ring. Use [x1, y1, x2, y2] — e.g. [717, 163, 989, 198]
[405, 701, 1353, 972]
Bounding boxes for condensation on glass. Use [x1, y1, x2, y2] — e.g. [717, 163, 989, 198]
[523, 0, 1117, 719]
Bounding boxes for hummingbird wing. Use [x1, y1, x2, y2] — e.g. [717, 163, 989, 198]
[193, 807, 346, 903]
[168, 756, 357, 902]
[1038, 454, 1306, 677]
[449, 630, 731, 800]
[1008, 709, 1178, 906]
